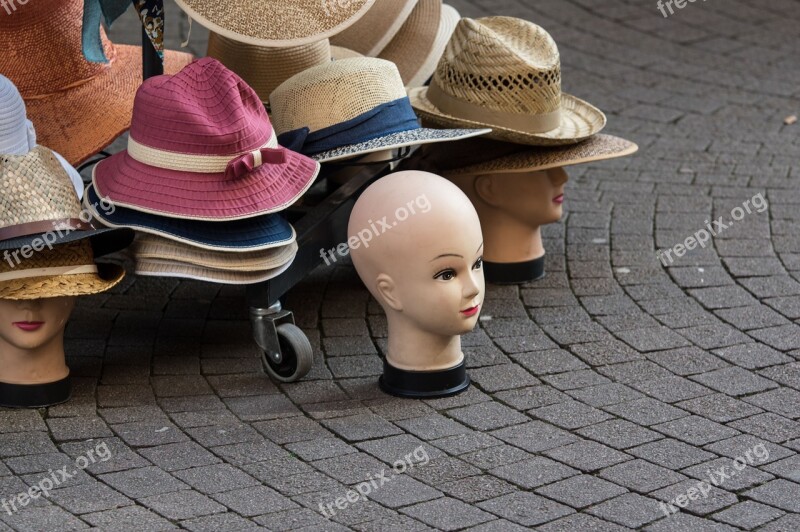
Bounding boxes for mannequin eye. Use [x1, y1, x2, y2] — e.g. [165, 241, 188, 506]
[434, 269, 456, 281]
[473, 258, 483, 270]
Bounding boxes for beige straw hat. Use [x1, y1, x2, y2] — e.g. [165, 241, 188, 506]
[377, 0, 441, 86]
[415, 134, 637, 177]
[174, 0, 376, 47]
[0, 240, 124, 300]
[409, 17, 607, 146]
[330, 0, 419, 56]
[206, 34, 360, 104]
[403, 4, 460, 88]
[134, 256, 294, 285]
[130, 234, 298, 272]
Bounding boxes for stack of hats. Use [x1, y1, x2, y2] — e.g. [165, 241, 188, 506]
[0, 0, 193, 167]
[84, 58, 320, 284]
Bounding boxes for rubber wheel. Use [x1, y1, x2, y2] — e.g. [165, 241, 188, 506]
[262, 323, 313, 383]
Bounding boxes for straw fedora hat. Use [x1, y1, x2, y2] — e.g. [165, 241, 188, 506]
[0, 75, 84, 199]
[0, 147, 133, 257]
[0, 239, 124, 300]
[330, 0, 419, 56]
[174, 0, 376, 47]
[270, 57, 490, 163]
[206, 35, 361, 105]
[377, 0, 441, 86]
[130, 233, 298, 273]
[415, 134, 638, 177]
[409, 17, 607, 146]
[0, 0, 194, 167]
[92, 58, 320, 221]
[83, 184, 297, 253]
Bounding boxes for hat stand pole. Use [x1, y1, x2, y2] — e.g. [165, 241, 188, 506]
[141, 26, 163, 80]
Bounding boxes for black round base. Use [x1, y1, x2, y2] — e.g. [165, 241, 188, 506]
[0, 375, 71, 408]
[484, 256, 545, 284]
[379, 359, 470, 398]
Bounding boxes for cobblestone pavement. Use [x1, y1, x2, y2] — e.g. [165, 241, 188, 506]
[3, 0, 800, 530]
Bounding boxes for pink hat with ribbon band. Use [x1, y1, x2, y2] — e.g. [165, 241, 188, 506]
[93, 58, 320, 221]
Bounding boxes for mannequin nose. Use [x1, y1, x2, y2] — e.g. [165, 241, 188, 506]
[16, 299, 41, 310]
[463, 272, 481, 301]
[548, 167, 569, 186]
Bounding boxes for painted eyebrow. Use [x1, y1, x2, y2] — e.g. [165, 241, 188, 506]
[431, 243, 484, 262]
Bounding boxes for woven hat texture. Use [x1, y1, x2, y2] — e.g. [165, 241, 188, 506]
[0, 0, 193, 166]
[93, 58, 320, 221]
[134, 256, 294, 285]
[0, 240, 124, 300]
[174, 0, 376, 47]
[330, 0, 419, 56]
[408, 16, 606, 145]
[404, 3, 461, 88]
[378, 0, 441, 86]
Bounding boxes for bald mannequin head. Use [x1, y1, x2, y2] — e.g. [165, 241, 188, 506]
[348, 170, 484, 371]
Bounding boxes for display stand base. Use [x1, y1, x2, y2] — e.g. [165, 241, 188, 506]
[379, 359, 470, 398]
[0, 375, 71, 408]
[484, 256, 545, 284]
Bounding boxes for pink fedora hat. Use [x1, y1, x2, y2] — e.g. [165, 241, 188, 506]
[93, 58, 320, 221]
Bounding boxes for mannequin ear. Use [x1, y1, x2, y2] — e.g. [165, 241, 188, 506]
[375, 273, 403, 312]
[473, 174, 504, 207]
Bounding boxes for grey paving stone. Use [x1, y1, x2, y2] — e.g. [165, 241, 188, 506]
[628, 376, 713, 403]
[653, 415, 740, 445]
[690, 366, 778, 396]
[400, 497, 495, 531]
[604, 398, 688, 426]
[598, 360, 677, 384]
[395, 414, 470, 440]
[645, 347, 730, 376]
[762, 453, 800, 482]
[185, 423, 263, 447]
[727, 413, 800, 443]
[311, 452, 388, 485]
[321, 413, 402, 442]
[47, 482, 132, 515]
[541, 370, 612, 391]
[650, 479, 738, 516]
[181, 512, 262, 531]
[467, 364, 540, 392]
[210, 485, 297, 517]
[715, 305, 789, 330]
[355, 434, 445, 466]
[530, 400, 612, 429]
[712, 501, 784, 530]
[438, 474, 516, 504]
[586, 493, 666, 529]
[599, 459, 688, 494]
[361, 474, 442, 508]
[644, 512, 739, 531]
[490, 420, 578, 453]
[446, 401, 530, 431]
[477, 491, 574, 527]
[407, 456, 481, 486]
[758, 362, 800, 389]
[211, 440, 285, 467]
[461, 519, 529, 532]
[284, 437, 358, 462]
[460, 444, 531, 470]
[490, 456, 578, 489]
[750, 324, 800, 351]
[543, 440, 632, 472]
[758, 514, 800, 531]
[629, 438, 717, 470]
[430, 432, 502, 456]
[712, 343, 792, 369]
[83, 505, 175, 531]
[140, 490, 226, 520]
[253, 416, 333, 444]
[351, 514, 434, 532]
[511, 349, 588, 375]
[537, 512, 631, 531]
[615, 327, 691, 352]
[173, 464, 259, 494]
[252, 508, 332, 531]
[98, 466, 188, 499]
[743, 387, 800, 419]
[494, 385, 571, 410]
[0, 432, 58, 458]
[566, 383, 646, 407]
[138, 441, 221, 472]
[536, 474, 628, 509]
[577, 419, 663, 450]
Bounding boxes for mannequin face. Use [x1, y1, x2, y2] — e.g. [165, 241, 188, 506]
[0, 297, 75, 352]
[478, 167, 569, 227]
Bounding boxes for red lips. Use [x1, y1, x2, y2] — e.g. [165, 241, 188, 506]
[12, 322, 44, 332]
[461, 305, 480, 317]
[553, 194, 564, 204]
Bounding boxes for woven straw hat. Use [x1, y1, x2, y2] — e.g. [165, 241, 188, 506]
[403, 4, 460, 88]
[408, 17, 607, 146]
[0, 240, 124, 300]
[330, 0, 419, 56]
[0, 0, 194, 166]
[131, 234, 297, 273]
[206, 35, 361, 105]
[174, 0, 376, 47]
[270, 57, 490, 162]
[417, 134, 638, 177]
[0, 75, 84, 199]
[83, 184, 296, 253]
[93, 58, 320, 221]
[0, 147, 133, 256]
[378, 0, 441, 86]
[134, 253, 294, 285]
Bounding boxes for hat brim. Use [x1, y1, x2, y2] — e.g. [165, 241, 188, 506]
[0, 225, 134, 258]
[378, 0, 441, 86]
[134, 256, 294, 285]
[404, 4, 460, 88]
[174, 0, 377, 47]
[444, 134, 639, 177]
[84, 185, 296, 252]
[25, 46, 194, 167]
[92, 149, 320, 221]
[408, 87, 607, 146]
[313, 127, 491, 163]
[0, 262, 125, 300]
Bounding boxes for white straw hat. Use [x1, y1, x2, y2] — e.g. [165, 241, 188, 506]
[409, 17, 607, 146]
[0, 75, 84, 198]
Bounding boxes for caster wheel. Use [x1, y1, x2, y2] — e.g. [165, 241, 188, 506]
[261, 323, 313, 382]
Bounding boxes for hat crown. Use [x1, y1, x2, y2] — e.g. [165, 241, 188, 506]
[129, 57, 274, 155]
[0, 0, 116, 98]
[0, 146, 83, 230]
[434, 16, 562, 115]
[0, 75, 33, 153]
[270, 57, 407, 134]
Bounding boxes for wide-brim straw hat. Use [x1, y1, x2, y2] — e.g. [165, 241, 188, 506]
[270, 57, 490, 163]
[206, 35, 361, 105]
[0, 147, 133, 256]
[402, 4, 460, 88]
[377, 0, 441, 86]
[174, 0, 377, 47]
[131, 234, 298, 273]
[0, 75, 84, 199]
[134, 257, 294, 285]
[408, 17, 606, 146]
[0, 0, 194, 167]
[93, 58, 320, 221]
[330, 0, 419, 56]
[0, 240, 124, 300]
[419, 134, 638, 177]
[83, 184, 296, 253]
